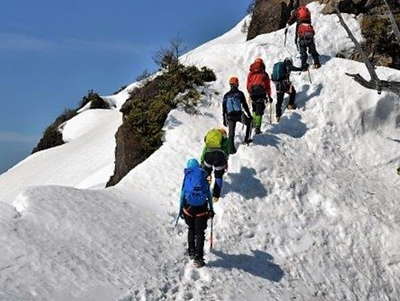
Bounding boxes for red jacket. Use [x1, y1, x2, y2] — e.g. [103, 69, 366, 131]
[247, 61, 271, 96]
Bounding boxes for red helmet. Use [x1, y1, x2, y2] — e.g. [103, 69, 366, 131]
[229, 77, 239, 86]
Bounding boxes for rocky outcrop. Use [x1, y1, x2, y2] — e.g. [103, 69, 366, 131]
[247, 0, 314, 40]
[322, 0, 400, 69]
[106, 65, 216, 187]
[321, 0, 375, 14]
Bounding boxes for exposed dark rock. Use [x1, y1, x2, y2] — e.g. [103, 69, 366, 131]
[106, 65, 216, 187]
[324, 0, 400, 69]
[32, 109, 77, 154]
[247, 0, 314, 41]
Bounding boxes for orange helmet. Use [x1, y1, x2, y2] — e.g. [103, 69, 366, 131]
[255, 58, 264, 64]
[229, 76, 239, 86]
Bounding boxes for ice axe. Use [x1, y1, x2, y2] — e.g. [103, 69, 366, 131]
[209, 217, 214, 251]
[284, 25, 289, 47]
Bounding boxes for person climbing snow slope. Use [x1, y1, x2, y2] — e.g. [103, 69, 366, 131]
[271, 57, 303, 122]
[178, 158, 214, 268]
[223, 77, 252, 152]
[246, 58, 273, 134]
[288, 5, 321, 70]
[200, 128, 229, 203]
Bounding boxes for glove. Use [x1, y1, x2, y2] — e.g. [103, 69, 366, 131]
[268, 96, 273, 103]
[208, 210, 215, 218]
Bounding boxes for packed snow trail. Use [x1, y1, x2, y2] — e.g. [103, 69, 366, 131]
[1, 3, 400, 300]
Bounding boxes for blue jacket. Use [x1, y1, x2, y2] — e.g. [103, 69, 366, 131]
[179, 159, 213, 215]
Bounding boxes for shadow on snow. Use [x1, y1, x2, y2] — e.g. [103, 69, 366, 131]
[223, 167, 268, 199]
[296, 83, 323, 109]
[269, 112, 308, 138]
[209, 250, 284, 282]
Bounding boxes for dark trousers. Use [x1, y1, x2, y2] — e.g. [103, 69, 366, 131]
[203, 150, 227, 198]
[183, 204, 208, 260]
[276, 82, 296, 118]
[299, 38, 320, 68]
[251, 97, 266, 130]
[228, 113, 252, 152]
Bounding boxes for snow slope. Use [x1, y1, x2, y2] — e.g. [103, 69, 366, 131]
[1, 3, 400, 300]
[0, 109, 121, 203]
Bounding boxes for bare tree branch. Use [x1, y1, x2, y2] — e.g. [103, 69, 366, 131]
[346, 72, 400, 94]
[382, 0, 400, 44]
[335, 5, 379, 81]
[335, 5, 400, 96]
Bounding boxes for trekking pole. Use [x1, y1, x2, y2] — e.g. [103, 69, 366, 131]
[284, 25, 288, 47]
[269, 101, 272, 124]
[174, 214, 180, 228]
[209, 217, 214, 251]
[307, 68, 312, 84]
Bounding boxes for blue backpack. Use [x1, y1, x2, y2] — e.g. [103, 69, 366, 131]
[271, 62, 286, 82]
[183, 167, 209, 206]
[226, 93, 242, 114]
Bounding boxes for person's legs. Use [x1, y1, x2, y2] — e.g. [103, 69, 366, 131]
[241, 113, 252, 142]
[288, 85, 296, 108]
[308, 39, 320, 66]
[184, 211, 196, 257]
[228, 119, 237, 153]
[299, 40, 308, 69]
[251, 99, 265, 133]
[204, 151, 227, 198]
[213, 169, 225, 199]
[276, 92, 284, 119]
[194, 215, 208, 261]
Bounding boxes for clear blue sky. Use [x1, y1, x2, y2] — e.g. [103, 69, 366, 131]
[0, 0, 250, 173]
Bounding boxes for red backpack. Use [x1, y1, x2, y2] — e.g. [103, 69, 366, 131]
[247, 61, 269, 94]
[297, 6, 311, 22]
[297, 23, 315, 39]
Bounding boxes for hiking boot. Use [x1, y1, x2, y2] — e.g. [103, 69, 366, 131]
[212, 196, 220, 203]
[287, 104, 297, 110]
[276, 116, 281, 122]
[193, 258, 206, 268]
[244, 138, 253, 145]
[313, 63, 321, 69]
[254, 127, 261, 135]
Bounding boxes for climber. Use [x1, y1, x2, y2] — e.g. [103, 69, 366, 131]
[223, 77, 252, 151]
[246, 58, 273, 134]
[200, 128, 229, 203]
[271, 57, 302, 122]
[287, 5, 321, 70]
[178, 158, 214, 268]
[287, 5, 312, 45]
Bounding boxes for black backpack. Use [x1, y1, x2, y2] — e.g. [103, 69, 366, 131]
[250, 85, 266, 99]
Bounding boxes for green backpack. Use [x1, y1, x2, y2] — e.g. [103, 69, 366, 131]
[205, 129, 223, 148]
